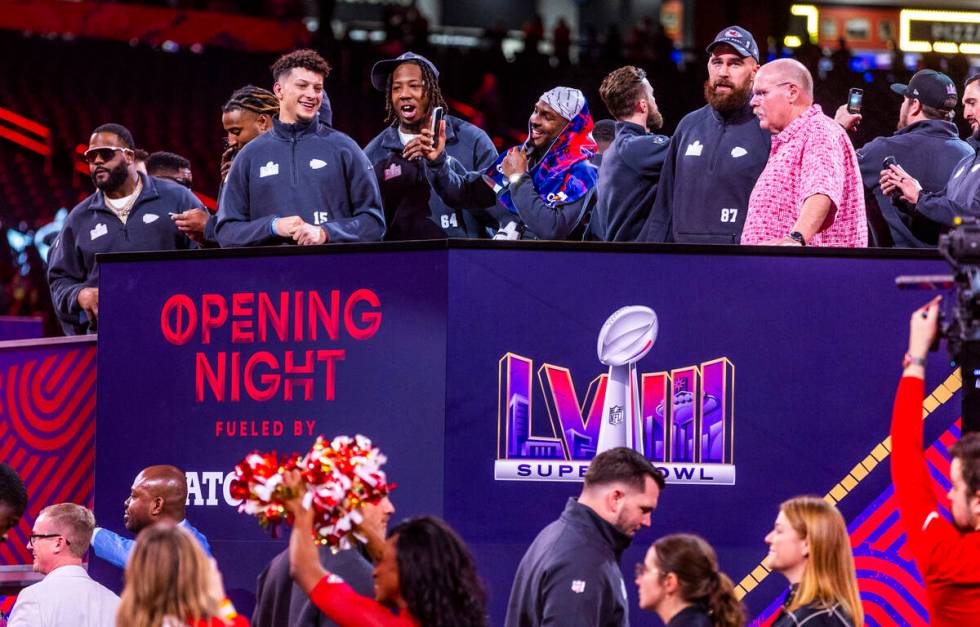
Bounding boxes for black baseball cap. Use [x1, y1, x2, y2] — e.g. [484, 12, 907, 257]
[706, 26, 760, 63]
[891, 69, 958, 111]
[370, 52, 439, 92]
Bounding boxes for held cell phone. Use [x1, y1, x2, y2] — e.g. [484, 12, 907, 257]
[430, 106, 444, 137]
[847, 88, 864, 114]
[882, 155, 898, 170]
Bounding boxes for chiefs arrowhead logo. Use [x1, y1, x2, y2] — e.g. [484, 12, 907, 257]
[726, 30, 741, 37]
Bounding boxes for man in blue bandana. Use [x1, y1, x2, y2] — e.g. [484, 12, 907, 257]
[420, 86, 598, 240]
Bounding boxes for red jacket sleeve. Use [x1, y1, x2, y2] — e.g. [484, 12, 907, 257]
[890, 375, 980, 584]
[309, 575, 418, 627]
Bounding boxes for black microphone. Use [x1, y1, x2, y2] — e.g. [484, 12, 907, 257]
[882, 155, 902, 202]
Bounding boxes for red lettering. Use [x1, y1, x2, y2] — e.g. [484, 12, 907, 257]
[231, 293, 255, 343]
[344, 289, 382, 340]
[201, 294, 229, 345]
[316, 349, 345, 400]
[258, 292, 289, 342]
[293, 291, 304, 342]
[284, 350, 315, 401]
[196, 352, 225, 402]
[244, 351, 280, 401]
[231, 352, 241, 402]
[161, 293, 197, 345]
[308, 290, 340, 341]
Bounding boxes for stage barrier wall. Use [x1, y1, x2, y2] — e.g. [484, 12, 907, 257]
[89, 241, 959, 626]
[0, 336, 96, 618]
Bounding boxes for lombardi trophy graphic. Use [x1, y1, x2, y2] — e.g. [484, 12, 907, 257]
[595, 306, 658, 455]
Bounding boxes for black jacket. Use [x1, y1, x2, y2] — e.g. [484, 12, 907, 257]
[772, 586, 855, 627]
[643, 101, 770, 243]
[912, 146, 980, 228]
[47, 173, 196, 334]
[251, 545, 374, 627]
[667, 605, 713, 627]
[363, 115, 499, 239]
[856, 119, 973, 247]
[426, 153, 596, 240]
[504, 498, 632, 627]
[590, 121, 670, 242]
[216, 115, 385, 247]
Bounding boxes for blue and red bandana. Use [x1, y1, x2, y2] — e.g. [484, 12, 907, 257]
[485, 100, 598, 215]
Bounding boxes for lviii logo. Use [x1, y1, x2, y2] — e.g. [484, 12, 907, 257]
[494, 307, 735, 485]
[495, 354, 735, 484]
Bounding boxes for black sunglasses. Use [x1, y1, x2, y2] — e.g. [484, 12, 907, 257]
[155, 174, 193, 189]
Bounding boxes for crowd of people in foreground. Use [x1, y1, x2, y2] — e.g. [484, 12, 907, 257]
[1, 304, 980, 626]
[44, 24, 980, 335]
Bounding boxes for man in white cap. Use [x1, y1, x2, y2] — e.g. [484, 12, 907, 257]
[421, 86, 599, 240]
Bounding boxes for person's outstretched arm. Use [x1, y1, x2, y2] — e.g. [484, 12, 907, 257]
[890, 296, 943, 561]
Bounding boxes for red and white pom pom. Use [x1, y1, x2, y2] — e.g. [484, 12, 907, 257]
[228, 451, 301, 536]
[302, 434, 394, 549]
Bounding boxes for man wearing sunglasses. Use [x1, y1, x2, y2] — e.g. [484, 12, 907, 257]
[146, 151, 215, 245]
[7, 503, 119, 627]
[47, 123, 201, 335]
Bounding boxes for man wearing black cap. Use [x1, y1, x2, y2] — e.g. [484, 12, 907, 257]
[836, 70, 971, 247]
[641, 25, 771, 243]
[880, 74, 980, 233]
[363, 51, 498, 239]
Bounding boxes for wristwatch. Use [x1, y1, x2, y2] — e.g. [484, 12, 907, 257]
[902, 353, 926, 368]
[788, 231, 806, 246]
[508, 172, 524, 186]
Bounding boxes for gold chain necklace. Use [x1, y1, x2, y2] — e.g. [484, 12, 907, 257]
[106, 178, 143, 222]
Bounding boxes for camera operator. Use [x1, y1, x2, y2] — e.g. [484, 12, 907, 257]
[892, 296, 980, 626]
[837, 70, 970, 247]
[880, 75, 980, 230]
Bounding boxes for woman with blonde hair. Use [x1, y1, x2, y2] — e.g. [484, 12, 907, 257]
[116, 523, 247, 627]
[635, 533, 746, 626]
[764, 496, 864, 627]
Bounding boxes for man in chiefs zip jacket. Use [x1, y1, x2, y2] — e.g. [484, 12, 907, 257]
[216, 49, 384, 247]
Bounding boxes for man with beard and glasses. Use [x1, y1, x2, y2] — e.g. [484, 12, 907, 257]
[880, 74, 980, 233]
[589, 66, 669, 242]
[835, 70, 970, 247]
[217, 49, 385, 247]
[422, 86, 598, 240]
[146, 151, 213, 245]
[47, 124, 199, 335]
[363, 52, 498, 240]
[146, 151, 193, 188]
[641, 26, 771, 243]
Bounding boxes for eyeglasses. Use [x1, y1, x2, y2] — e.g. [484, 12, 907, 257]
[28, 533, 69, 547]
[751, 82, 794, 100]
[83, 146, 132, 164]
[155, 174, 193, 189]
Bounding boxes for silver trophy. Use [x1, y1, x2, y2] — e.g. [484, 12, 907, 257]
[595, 306, 658, 455]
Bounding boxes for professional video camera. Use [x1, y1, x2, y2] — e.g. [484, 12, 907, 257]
[898, 217, 980, 434]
